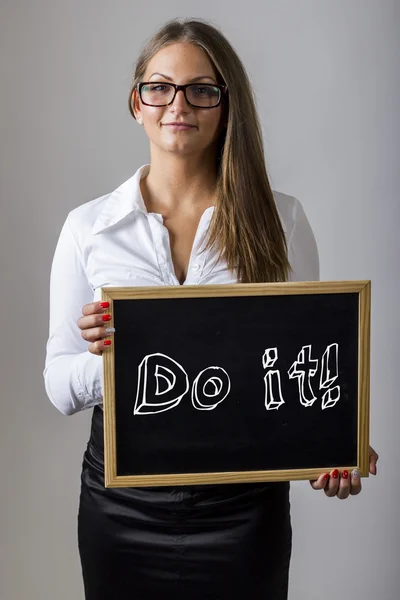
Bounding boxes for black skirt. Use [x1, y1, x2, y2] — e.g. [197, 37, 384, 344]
[78, 407, 292, 600]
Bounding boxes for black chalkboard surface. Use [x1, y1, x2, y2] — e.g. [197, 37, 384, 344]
[102, 282, 370, 488]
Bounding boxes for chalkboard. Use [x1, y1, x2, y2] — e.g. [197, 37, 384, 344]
[101, 281, 370, 488]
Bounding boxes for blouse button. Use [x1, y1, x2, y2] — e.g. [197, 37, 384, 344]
[192, 263, 200, 272]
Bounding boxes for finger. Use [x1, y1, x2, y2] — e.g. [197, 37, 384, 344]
[350, 469, 362, 495]
[88, 338, 113, 356]
[369, 446, 379, 475]
[82, 301, 110, 316]
[324, 469, 340, 497]
[77, 312, 113, 331]
[310, 473, 330, 490]
[81, 326, 115, 343]
[336, 469, 351, 500]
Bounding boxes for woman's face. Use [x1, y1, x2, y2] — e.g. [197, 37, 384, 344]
[133, 42, 224, 157]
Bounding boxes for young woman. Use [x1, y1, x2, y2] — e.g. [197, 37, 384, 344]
[44, 18, 378, 600]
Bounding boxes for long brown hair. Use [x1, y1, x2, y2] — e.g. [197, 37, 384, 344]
[128, 19, 291, 283]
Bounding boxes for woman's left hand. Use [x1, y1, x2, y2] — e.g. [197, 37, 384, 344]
[309, 446, 379, 499]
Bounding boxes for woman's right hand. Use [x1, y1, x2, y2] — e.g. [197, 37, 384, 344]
[77, 301, 115, 355]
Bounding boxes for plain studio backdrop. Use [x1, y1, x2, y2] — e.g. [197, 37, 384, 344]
[0, 1, 399, 599]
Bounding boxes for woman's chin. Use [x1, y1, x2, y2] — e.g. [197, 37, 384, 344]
[159, 140, 201, 155]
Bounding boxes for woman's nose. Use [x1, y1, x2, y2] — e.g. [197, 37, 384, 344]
[170, 89, 190, 111]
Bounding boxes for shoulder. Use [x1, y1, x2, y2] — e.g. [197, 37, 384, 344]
[273, 192, 319, 281]
[65, 192, 111, 245]
[63, 165, 147, 246]
[272, 189, 300, 238]
[272, 189, 319, 281]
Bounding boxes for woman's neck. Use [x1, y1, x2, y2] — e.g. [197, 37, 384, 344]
[141, 150, 218, 216]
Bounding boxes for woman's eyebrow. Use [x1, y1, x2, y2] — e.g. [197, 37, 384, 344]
[148, 72, 216, 83]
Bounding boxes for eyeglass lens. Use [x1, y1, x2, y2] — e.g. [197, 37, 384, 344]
[141, 83, 221, 107]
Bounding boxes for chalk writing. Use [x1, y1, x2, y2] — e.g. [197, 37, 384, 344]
[133, 344, 341, 415]
[262, 348, 285, 411]
[192, 367, 231, 411]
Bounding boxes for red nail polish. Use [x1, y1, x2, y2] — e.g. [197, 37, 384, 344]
[342, 470, 349, 479]
[100, 301, 110, 308]
[332, 469, 339, 479]
[323, 474, 330, 481]
[102, 314, 112, 321]
[103, 340, 112, 346]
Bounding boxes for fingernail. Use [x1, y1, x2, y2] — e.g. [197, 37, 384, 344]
[323, 474, 330, 481]
[352, 469, 359, 479]
[104, 327, 115, 334]
[100, 301, 110, 308]
[342, 470, 349, 479]
[102, 314, 112, 322]
[103, 340, 112, 346]
[332, 469, 339, 479]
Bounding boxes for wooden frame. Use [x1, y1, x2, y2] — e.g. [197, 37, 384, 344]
[102, 280, 370, 488]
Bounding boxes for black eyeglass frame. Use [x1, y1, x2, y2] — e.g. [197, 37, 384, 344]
[137, 82, 228, 108]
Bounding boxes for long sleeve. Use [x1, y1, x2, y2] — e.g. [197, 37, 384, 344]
[43, 215, 103, 415]
[287, 198, 320, 282]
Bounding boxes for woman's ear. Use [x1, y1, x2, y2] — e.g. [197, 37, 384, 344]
[131, 88, 141, 122]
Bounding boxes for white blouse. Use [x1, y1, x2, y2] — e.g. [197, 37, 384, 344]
[43, 164, 320, 416]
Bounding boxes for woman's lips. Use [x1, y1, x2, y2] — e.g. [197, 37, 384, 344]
[163, 123, 196, 130]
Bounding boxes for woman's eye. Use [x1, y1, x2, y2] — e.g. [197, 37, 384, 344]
[143, 84, 170, 94]
[195, 87, 210, 95]
[192, 86, 218, 97]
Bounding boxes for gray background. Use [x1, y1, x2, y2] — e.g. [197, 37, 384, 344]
[1, 1, 399, 598]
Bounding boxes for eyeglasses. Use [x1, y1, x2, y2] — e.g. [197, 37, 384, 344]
[137, 82, 227, 109]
